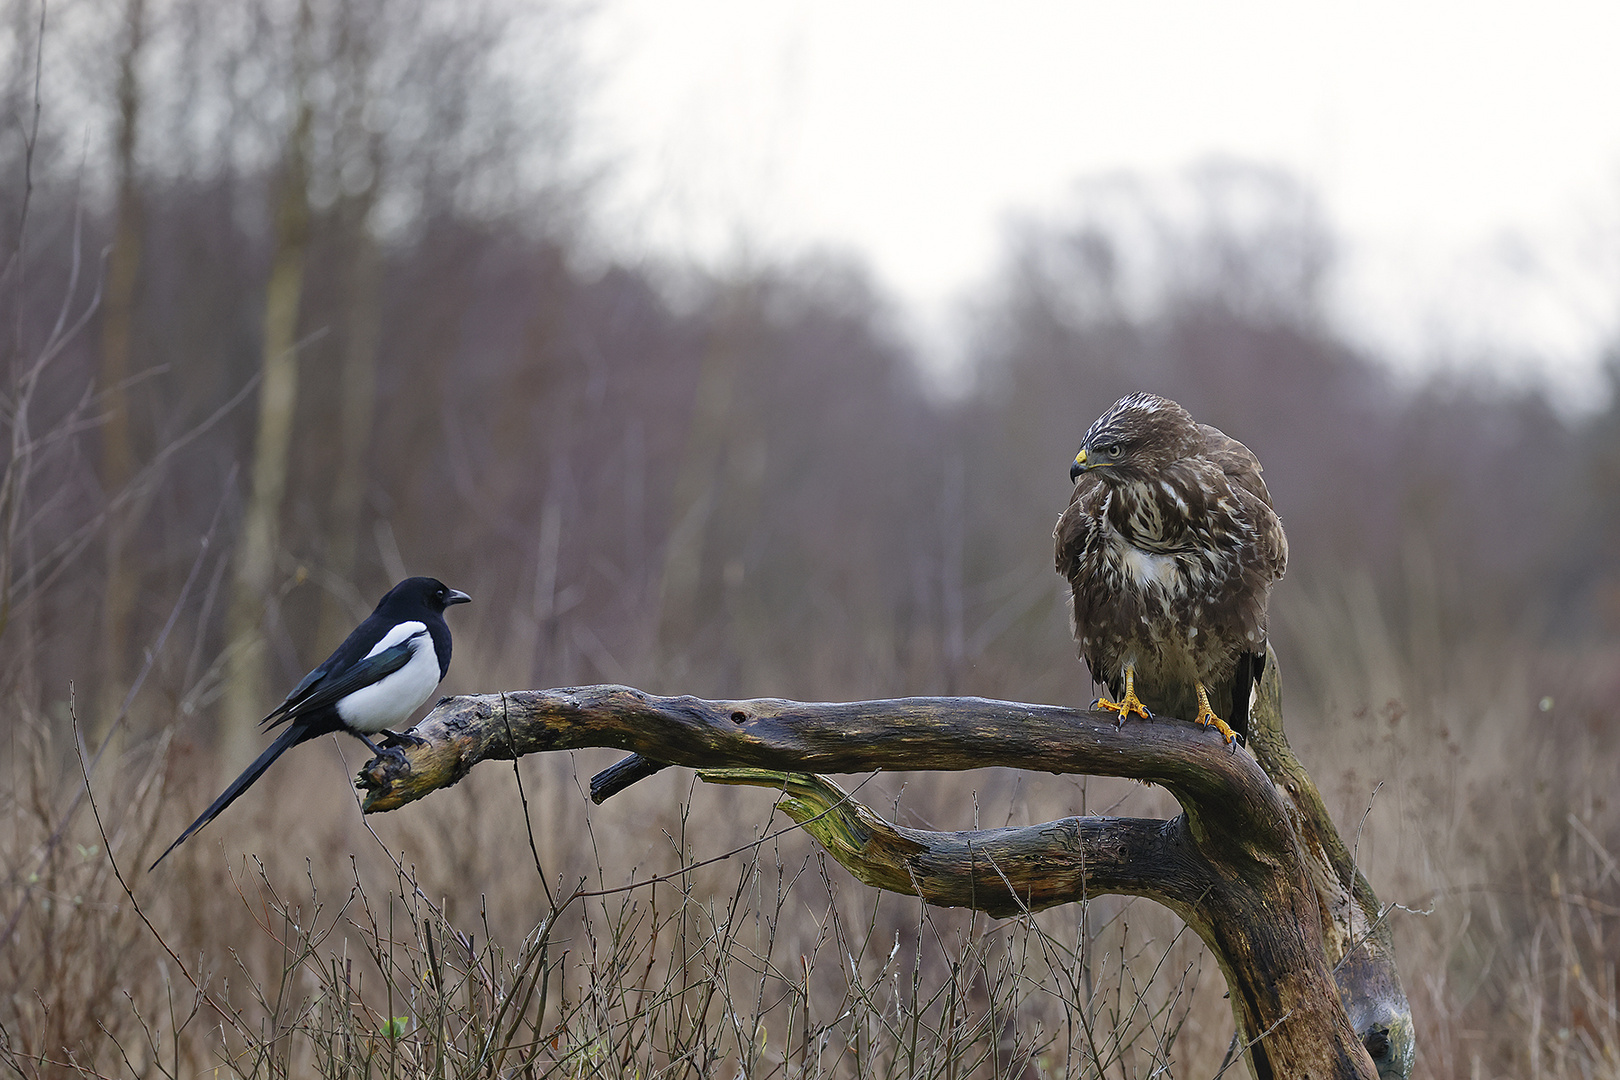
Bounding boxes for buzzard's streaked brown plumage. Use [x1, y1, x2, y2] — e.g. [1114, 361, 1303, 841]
[1054, 393, 1287, 746]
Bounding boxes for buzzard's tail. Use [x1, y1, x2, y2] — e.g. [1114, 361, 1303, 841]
[149, 724, 310, 871]
[1228, 651, 1265, 744]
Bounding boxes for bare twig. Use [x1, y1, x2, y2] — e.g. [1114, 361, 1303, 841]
[70, 694, 249, 1039]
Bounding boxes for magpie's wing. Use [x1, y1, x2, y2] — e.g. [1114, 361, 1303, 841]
[260, 664, 331, 727]
[261, 632, 424, 729]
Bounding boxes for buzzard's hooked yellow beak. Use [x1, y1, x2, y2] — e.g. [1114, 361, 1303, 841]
[1070, 450, 1088, 482]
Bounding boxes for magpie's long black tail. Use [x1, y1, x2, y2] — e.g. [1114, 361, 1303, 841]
[149, 724, 311, 870]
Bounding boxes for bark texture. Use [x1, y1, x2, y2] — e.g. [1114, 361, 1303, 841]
[1246, 659, 1414, 1076]
[358, 660, 1408, 1079]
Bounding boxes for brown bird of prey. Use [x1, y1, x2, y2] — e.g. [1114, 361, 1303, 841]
[1054, 393, 1287, 747]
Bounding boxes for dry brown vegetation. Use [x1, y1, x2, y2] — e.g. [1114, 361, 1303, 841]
[4, 1, 1620, 1076]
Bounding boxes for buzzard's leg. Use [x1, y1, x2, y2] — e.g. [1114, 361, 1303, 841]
[1194, 682, 1241, 750]
[1094, 665, 1152, 725]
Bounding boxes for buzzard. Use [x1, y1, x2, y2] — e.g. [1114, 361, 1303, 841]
[1054, 393, 1287, 747]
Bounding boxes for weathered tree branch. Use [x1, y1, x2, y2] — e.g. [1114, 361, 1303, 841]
[698, 768, 1197, 917]
[363, 690, 1274, 839]
[358, 661, 1405, 1079]
[1246, 659, 1413, 1076]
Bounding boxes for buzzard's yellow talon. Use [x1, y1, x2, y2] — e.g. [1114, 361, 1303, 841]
[1096, 666, 1152, 725]
[1195, 682, 1241, 750]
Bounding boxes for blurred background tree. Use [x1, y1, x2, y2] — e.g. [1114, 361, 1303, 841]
[5, 0, 1607, 739]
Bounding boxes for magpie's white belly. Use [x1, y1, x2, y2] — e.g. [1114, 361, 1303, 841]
[336, 621, 442, 733]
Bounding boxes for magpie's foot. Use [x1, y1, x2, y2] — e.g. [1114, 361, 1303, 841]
[380, 727, 430, 749]
[358, 747, 412, 790]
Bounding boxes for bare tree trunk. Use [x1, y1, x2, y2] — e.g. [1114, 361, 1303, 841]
[315, 0, 383, 647]
[222, 0, 313, 771]
[316, 182, 380, 647]
[97, 0, 146, 742]
[656, 283, 754, 674]
[360, 657, 1410, 1078]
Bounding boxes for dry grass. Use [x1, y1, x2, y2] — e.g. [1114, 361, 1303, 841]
[6, 574, 1619, 1079]
[2, 704, 1226, 1078]
[1279, 576, 1620, 1079]
[0, 402, 1608, 1079]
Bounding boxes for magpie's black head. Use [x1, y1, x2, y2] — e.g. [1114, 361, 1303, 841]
[377, 576, 473, 616]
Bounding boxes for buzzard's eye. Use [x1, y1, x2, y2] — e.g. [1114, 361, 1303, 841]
[1106, 444, 1122, 458]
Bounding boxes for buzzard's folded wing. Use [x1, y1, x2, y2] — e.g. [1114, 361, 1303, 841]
[1055, 473, 1108, 579]
[1199, 424, 1276, 509]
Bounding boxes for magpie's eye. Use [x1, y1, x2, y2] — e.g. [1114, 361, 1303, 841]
[1106, 444, 1122, 458]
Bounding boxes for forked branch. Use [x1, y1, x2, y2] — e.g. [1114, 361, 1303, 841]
[357, 671, 1397, 1079]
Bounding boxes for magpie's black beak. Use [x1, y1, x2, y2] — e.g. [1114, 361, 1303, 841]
[445, 589, 472, 606]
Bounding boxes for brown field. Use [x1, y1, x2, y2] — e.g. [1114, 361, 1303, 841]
[5, 578, 1619, 1078]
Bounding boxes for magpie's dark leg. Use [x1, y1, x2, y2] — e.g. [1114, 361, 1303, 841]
[380, 727, 430, 748]
[589, 754, 670, 803]
[348, 730, 388, 756]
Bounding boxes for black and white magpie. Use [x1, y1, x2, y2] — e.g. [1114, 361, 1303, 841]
[150, 576, 471, 869]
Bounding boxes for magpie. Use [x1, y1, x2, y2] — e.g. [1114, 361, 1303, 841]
[150, 576, 471, 870]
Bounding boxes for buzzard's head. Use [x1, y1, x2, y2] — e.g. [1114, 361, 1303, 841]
[1070, 393, 1200, 485]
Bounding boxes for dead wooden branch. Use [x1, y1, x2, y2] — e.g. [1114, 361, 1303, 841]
[358, 658, 1406, 1079]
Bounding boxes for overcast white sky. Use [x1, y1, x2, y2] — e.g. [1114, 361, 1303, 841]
[580, 0, 1620, 403]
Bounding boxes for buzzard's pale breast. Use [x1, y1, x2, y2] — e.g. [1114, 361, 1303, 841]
[1117, 545, 1180, 591]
